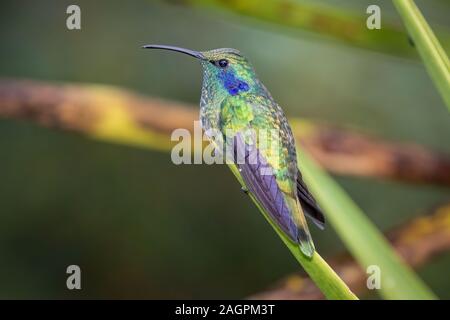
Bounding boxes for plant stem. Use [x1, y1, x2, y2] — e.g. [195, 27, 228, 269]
[228, 164, 358, 300]
[393, 0, 450, 110]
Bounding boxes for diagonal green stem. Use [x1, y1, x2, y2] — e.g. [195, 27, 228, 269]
[228, 164, 358, 300]
[295, 145, 436, 300]
[393, 0, 450, 110]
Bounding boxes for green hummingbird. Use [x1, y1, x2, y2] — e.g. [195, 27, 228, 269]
[143, 45, 325, 258]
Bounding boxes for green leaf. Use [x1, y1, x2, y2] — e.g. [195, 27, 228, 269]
[393, 0, 450, 110]
[176, 0, 450, 58]
[294, 143, 436, 300]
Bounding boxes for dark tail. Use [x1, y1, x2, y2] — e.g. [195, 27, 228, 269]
[297, 173, 325, 230]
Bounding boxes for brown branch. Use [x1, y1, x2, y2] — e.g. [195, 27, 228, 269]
[294, 121, 450, 186]
[250, 202, 450, 300]
[1, 78, 450, 186]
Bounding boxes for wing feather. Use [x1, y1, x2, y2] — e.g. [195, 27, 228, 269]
[219, 94, 318, 256]
[233, 134, 298, 241]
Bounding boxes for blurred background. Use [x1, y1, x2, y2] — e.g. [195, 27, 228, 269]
[0, 0, 449, 299]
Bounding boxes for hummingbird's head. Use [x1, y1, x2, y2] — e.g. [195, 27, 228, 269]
[143, 45, 261, 97]
[199, 48, 256, 96]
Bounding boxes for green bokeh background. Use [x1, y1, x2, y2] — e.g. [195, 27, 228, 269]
[0, 0, 449, 298]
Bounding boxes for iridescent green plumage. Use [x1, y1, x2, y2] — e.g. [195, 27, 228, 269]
[143, 45, 325, 258]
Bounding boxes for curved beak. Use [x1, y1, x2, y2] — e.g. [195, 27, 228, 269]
[142, 44, 206, 61]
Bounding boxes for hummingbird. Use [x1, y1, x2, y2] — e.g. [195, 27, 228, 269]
[143, 45, 325, 258]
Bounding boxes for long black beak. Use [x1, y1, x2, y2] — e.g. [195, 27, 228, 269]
[142, 44, 206, 60]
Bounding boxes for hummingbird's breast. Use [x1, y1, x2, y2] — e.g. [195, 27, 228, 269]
[199, 76, 227, 135]
[199, 64, 272, 136]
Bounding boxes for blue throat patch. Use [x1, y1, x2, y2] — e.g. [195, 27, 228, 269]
[219, 70, 250, 96]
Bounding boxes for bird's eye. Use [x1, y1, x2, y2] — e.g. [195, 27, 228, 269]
[217, 59, 229, 68]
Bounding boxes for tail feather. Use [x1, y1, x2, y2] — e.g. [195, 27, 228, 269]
[285, 196, 315, 258]
[297, 227, 315, 258]
[297, 174, 325, 230]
